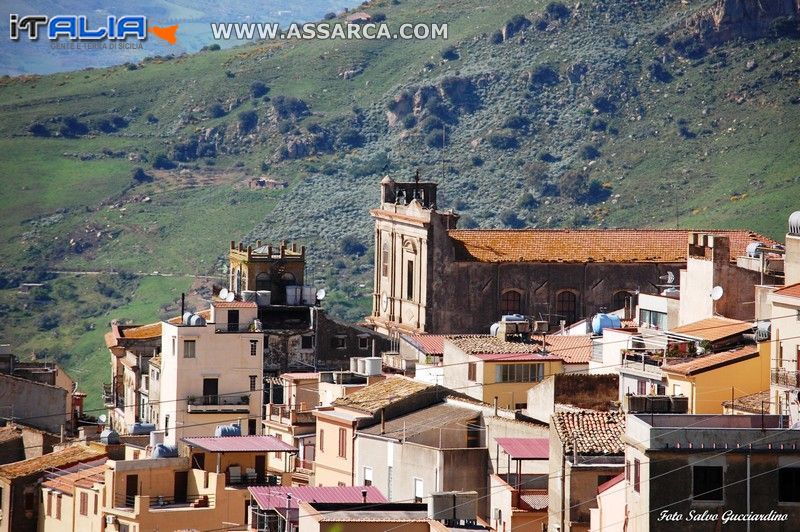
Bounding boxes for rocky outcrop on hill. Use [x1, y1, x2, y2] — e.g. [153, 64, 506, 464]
[686, 0, 799, 42]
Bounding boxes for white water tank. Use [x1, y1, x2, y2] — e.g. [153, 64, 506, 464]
[358, 357, 382, 376]
[256, 290, 271, 306]
[242, 290, 257, 302]
[790, 211, 800, 235]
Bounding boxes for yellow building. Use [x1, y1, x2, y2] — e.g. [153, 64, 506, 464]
[442, 335, 564, 409]
[40, 462, 106, 532]
[662, 343, 770, 414]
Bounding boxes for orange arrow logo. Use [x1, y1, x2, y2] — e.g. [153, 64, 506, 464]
[149, 24, 178, 44]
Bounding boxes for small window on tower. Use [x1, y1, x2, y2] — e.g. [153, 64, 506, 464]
[381, 243, 390, 277]
[406, 260, 414, 300]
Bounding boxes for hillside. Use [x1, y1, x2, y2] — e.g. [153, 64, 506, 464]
[0, 0, 799, 410]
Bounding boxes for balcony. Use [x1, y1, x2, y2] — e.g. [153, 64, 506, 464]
[295, 457, 313, 472]
[771, 369, 800, 388]
[114, 493, 215, 511]
[620, 352, 664, 376]
[213, 322, 260, 333]
[186, 394, 251, 413]
[264, 404, 315, 425]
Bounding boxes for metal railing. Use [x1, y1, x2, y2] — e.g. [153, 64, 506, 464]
[187, 394, 249, 406]
[295, 457, 313, 471]
[213, 322, 259, 333]
[771, 369, 800, 388]
[149, 494, 214, 509]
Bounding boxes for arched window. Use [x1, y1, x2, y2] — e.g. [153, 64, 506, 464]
[555, 291, 578, 324]
[612, 291, 632, 312]
[501, 290, 523, 315]
[255, 272, 270, 290]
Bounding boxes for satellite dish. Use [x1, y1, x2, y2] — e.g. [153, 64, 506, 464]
[219, 288, 229, 301]
[710, 286, 724, 301]
[664, 271, 675, 284]
[98, 414, 107, 424]
[225, 291, 235, 302]
[316, 288, 326, 301]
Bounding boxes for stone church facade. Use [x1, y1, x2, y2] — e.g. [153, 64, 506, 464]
[365, 176, 773, 337]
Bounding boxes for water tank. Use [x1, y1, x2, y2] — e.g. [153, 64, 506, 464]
[350, 357, 359, 373]
[501, 314, 526, 322]
[214, 424, 241, 437]
[152, 444, 179, 458]
[789, 211, 800, 235]
[286, 286, 302, 306]
[128, 422, 156, 435]
[746, 242, 764, 257]
[360, 357, 382, 376]
[242, 290, 257, 302]
[301, 286, 316, 305]
[256, 290, 271, 306]
[489, 323, 500, 336]
[591, 313, 622, 335]
[182, 312, 194, 325]
[100, 429, 120, 445]
[188, 314, 206, 326]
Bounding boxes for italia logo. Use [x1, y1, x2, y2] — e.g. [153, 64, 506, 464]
[9, 14, 178, 44]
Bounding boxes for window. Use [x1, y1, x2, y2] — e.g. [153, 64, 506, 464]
[501, 290, 522, 315]
[612, 291, 632, 312]
[673, 384, 682, 396]
[637, 380, 647, 396]
[381, 243, 390, 277]
[364, 467, 373, 486]
[301, 335, 314, 350]
[172, 337, 176, 355]
[332, 336, 346, 350]
[495, 363, 544, 383]
[94, 493, 98, 515]
[24, 491, 34, 511]
[250, 340, 258, 356]
[319, 429, 324, 452]
[555, 291, 578, 324]
[56, 494, 62, 519]
[80, 492, 88, 516]
[640, 309, 667, 330]
[693, 466, 723, 501]
[414, 478, 423, 503]
[47, 491, 52, 516]
[625, 461, 630, 482]
[406, 260, 414, 300]
[634, 459, 641, 493]
[467, 362, 477, 382]
[358, 336, 370, 350]
[183, 340, 196, 358]
[779, 468, 800, 502]
[338, 428, 347, 458]
[249, 375, 257, 391]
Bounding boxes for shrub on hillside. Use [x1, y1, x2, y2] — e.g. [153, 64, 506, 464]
[37, 313, 59, 331]
[340, 235, 367, 256]
[770, 16, 799, 37]
[648, 62, 673, 83]
[324, 12, 336, 20]
[425, 130, 444, 148]
[208, 103, 226, 118]
[487, 132, 518, 150]
[530, 64, 559, 86]
[589, 118, 608, 132]
[250, 81, 269, 98]
[207, 43, 221, 51]
[152, 153, 176, 170]
[580, 144, 600, 160]
[132, 167, 153, 183]
[372, 13, 387, 23]
[59, 116, 89, 137]
[441, 45, 459, 61]
[559, 171, 587, 199]
[546, 2, 571, 20]
[503, 115, 529, 130]
[516, 192, 538, 209]
[272, 96, 309, 119]
[29, 122, 50, 137]
[672, 35, 705, 59]
[500, 209, 525, 228]
[238, 110, 258, 133]
[402, 114, 417, 129]
[592, 95, 616, 114]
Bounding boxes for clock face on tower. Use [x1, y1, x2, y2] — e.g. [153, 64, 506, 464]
[381, 291, 389, 312]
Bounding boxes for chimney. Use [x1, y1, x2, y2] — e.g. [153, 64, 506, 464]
[361, 489, 368, 503]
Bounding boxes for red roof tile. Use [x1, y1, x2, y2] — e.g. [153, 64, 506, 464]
[181, 435, 296, 453]
[552, 411, 626, 455]
[249, 486, 386, 510]
[662, 345, 760, 376]
[774, 282, 800, 298]
[281, 372, 320, 381]
[212, 301, 258, 309]
[404, 334, 446, 356]
[474, 353, 562, 362]
[496, 438, 549, 460]
[597, 472, 625, 494]
[533, 335, 593, 364]
[448, 229, 774, 263]
[519, 490, 548, 511]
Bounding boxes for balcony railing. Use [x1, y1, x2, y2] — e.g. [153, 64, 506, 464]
[264, 404, 315, 424]
[620, 352, 664, 375]
[213, 322, 259, 333]
[114, 493, 215, 510]
[771, 369, 800, 388]
[295, 457, 314, 472]
[187, 394, 250, 413]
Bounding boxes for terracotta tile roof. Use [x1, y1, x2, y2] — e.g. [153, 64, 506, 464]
[662, 345, 759, 376]
[447, 229, 775, 263]
[597, 472, 625, 494]
[212, 300, 257, 309]
[114, 310, 212, 340]
[533, 335, 593, 364]
[42, 462, 106, 496]
[181, 435, 296, 453]
[332, 376, 432, 414]
[552, 411, 626, 455]
[359, 403, 479, 440]
[403, 334, 446, 356]
[670, 317, 753, 342]
[722, 389, 771, 414]
[519, 490, 548, 511]
[446, 335, 562, 362]
[0, 445, 105, 481]
[774, 282, 800, 298]
[249, 485, 386, 510]
[0, 426, 22, 445]
[496, 438, 549, 460]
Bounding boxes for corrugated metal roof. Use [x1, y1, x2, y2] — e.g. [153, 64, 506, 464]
[249, 485, 386, 510]
[447, 229, 774, 263]
[670, 317, 752, 342]
[181, 435, 296, 453]
[533, 335, 593, 364]
[495, 438, 549, 460]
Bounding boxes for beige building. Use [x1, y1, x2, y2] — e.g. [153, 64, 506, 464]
[768, 283, 800, 422]
[40, 461, 106, 532]
[159, 299, 264, 445]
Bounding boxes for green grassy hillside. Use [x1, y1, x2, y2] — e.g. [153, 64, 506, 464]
[1, 0, 799, 409]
